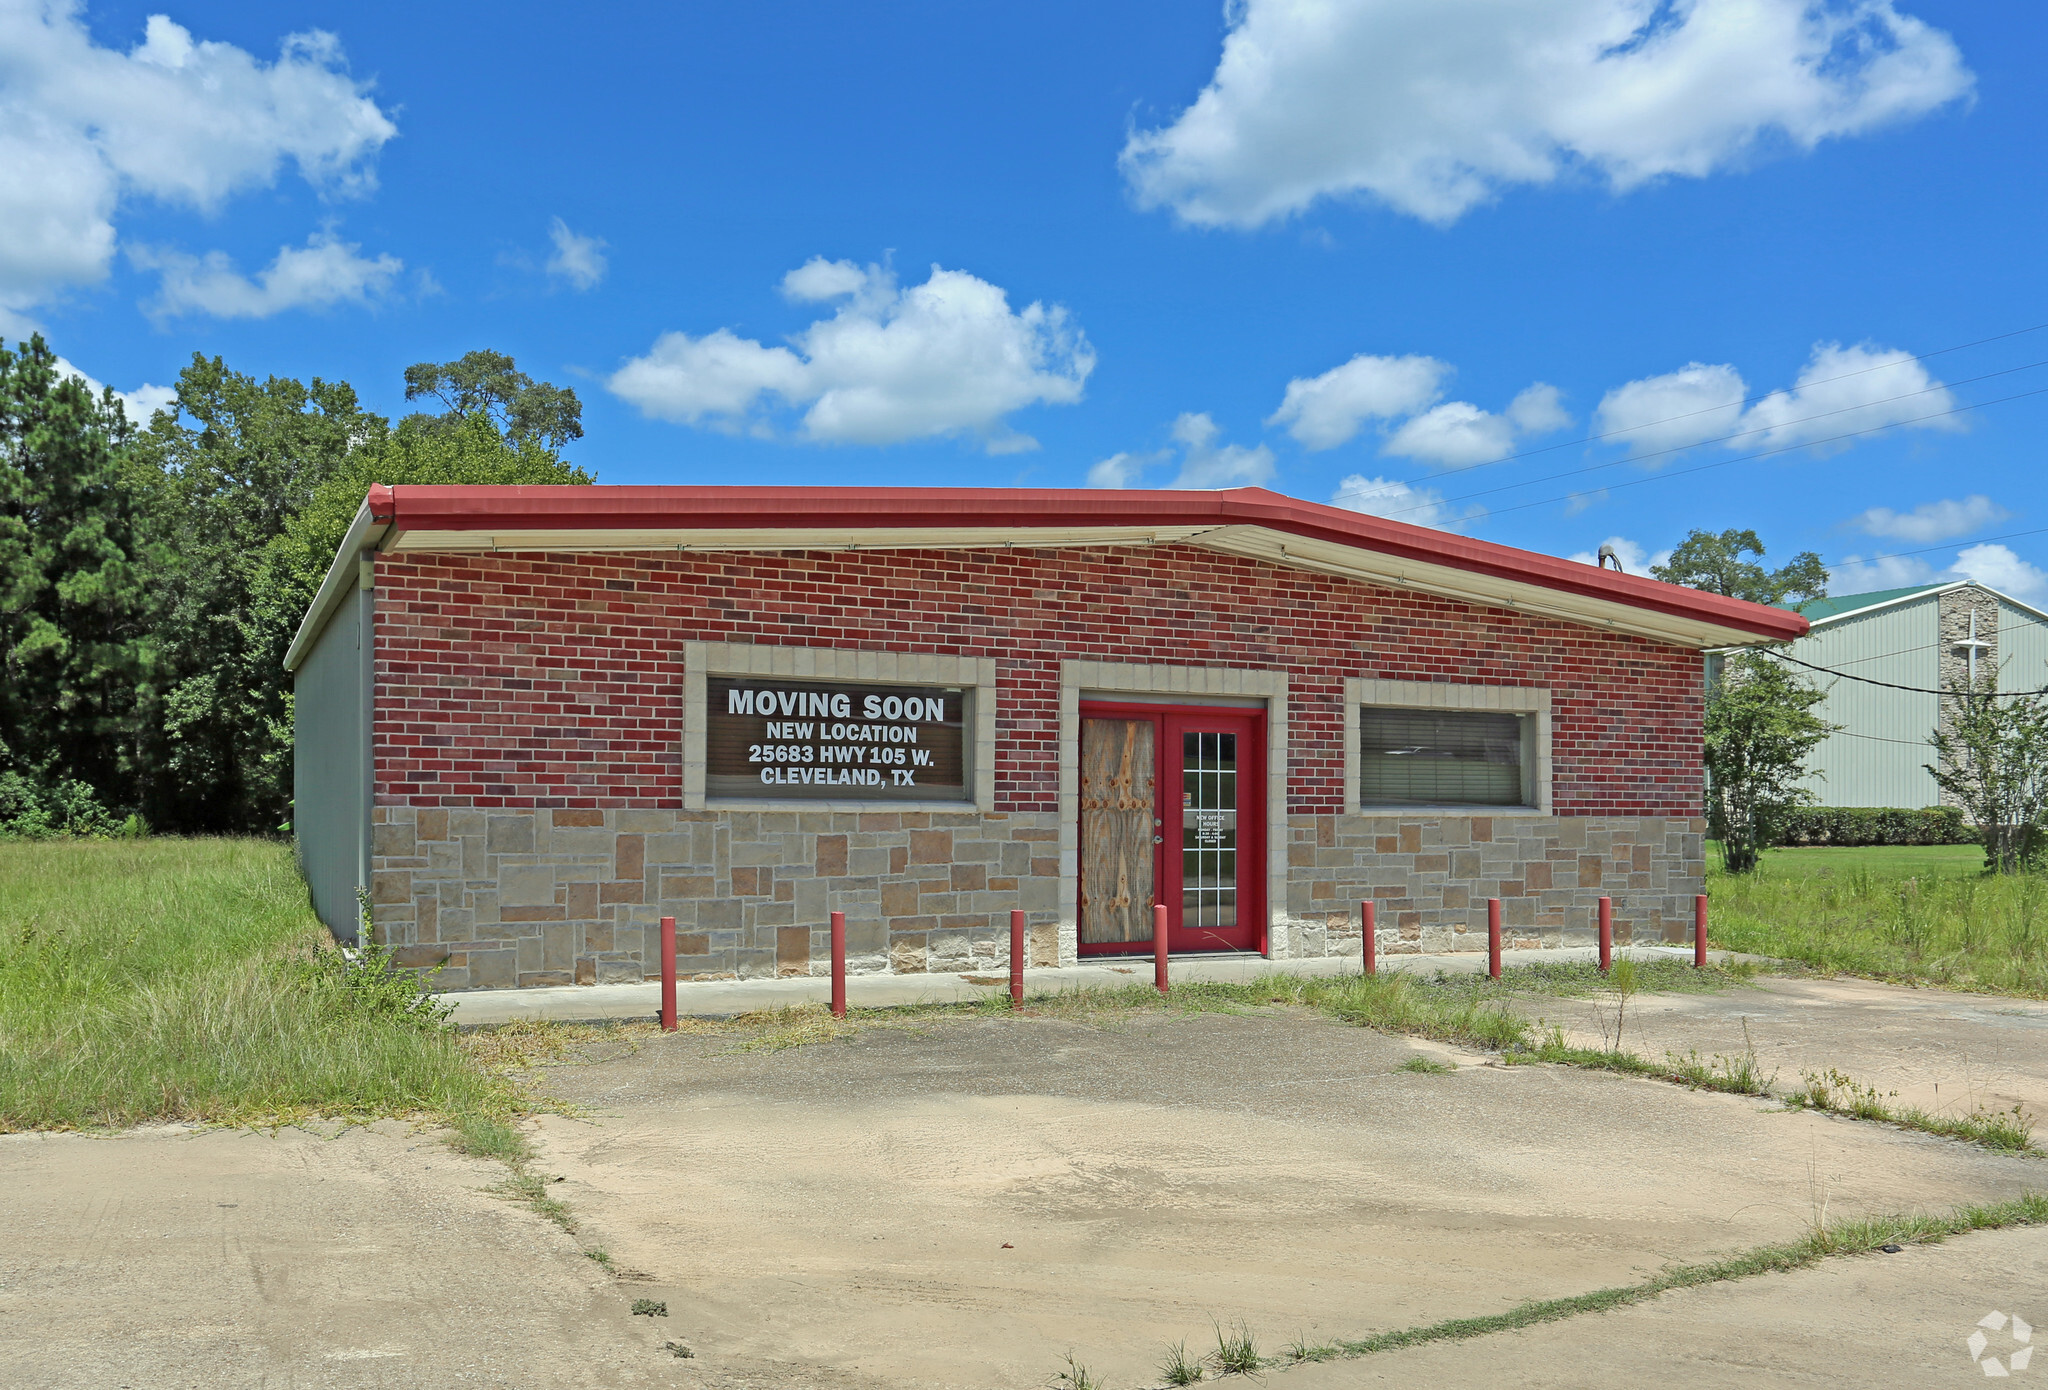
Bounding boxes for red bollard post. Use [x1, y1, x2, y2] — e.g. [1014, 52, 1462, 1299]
[1010, 909, 1026, 1007]
[1153, 903, 1170, 995]
[1487, 897, 1502, 980]
[1695, 893, 1709, 968]
[1598, 896, 1613, 973]
[659, 915, 677, 1032]
[1361, 900, 1377, 977]
[830, 909, 847, 1019]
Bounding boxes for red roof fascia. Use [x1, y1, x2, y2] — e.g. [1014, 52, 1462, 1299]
[376, 484, 1807, 642]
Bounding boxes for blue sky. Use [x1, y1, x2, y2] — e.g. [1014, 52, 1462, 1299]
[9, 0, 2047, 599]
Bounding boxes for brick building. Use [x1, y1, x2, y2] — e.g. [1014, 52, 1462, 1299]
[286, 485, 1804, 990]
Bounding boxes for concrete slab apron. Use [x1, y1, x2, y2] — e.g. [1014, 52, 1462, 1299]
[525, 1008, 2044, 1390]
[445, 945, 1730, 1025]
[1511, 975, 2048, 1119]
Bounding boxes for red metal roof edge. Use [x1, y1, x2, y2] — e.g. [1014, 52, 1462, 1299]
[375, 484, 1808, 642]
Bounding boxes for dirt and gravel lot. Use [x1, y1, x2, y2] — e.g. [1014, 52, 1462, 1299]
[3, 980, 2044, 1390]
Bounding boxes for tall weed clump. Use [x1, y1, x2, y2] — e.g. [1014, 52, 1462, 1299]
[1713, 864, 2048, 995]
[0, 838, 508, 1131]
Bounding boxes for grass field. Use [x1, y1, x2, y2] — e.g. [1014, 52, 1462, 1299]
[1711, 842, 2048, 997]
[0, 837, 517, 1132]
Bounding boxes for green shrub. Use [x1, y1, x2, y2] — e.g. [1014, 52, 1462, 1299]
[1771, 805, 1974, 848]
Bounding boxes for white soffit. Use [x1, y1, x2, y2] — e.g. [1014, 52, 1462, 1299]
[1192, 525, 1760, 648]
[382, 520, 1761, 648]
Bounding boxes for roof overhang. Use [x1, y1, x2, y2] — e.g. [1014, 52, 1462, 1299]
[285, 484, 1806, 668]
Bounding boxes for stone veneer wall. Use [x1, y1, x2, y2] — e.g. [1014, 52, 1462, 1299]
[1285, 814, 1706, 956]
[373, 804, 1062, 990]
[371, 799, 1701, 988]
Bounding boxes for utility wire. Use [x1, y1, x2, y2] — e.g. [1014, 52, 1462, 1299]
[1373, 362, 2048, 521]
[1820, 524, 2048, 567]
[1324, 319, 2048, 509]
[1761, 648, 2048, 698]
[1429, 384, 2048, 525]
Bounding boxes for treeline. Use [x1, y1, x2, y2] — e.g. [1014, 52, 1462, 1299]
[0, 337, 591, 836]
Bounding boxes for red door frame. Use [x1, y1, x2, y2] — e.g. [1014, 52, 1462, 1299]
[1077, 700, 1267, 957]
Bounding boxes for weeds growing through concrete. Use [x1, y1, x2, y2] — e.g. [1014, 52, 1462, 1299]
[1593, 957, 1639, 1051]
[1289, 1192, 2048, 1362]
[1051, 1350, 1102, 1390]
[1159, 1338, 1204, 1384]
[1398, 1055, 1456, 1074]
[1785, 1066, 2038, 1152]
[1210, 1319, 1261, 1375]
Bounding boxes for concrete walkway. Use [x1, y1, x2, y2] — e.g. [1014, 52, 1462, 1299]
[446, 944, 1743, 1026]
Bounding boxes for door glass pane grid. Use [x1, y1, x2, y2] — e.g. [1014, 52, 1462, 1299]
[1182, 731, 1238, 929]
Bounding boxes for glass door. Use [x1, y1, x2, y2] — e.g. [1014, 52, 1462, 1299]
[1164, 713, 1261, 952]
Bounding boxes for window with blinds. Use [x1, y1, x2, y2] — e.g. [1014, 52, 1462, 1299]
[1359, 708, 1529, 808]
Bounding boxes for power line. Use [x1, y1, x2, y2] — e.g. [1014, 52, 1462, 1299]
[1432, 383, 2048, 524]
[1823, 728, 1939, 748]
[1821, 525, 2048, 567]
[1324, 319, 2048, 510]
[1377, 362, 2048, 521]
[1761, 648, 2048, 697]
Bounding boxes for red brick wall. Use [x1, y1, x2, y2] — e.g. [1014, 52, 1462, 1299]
[371, 546, 1704, 815]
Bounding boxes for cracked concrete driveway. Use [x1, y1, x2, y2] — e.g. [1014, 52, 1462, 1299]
[4, 978, 2043, 1390]
[527, 999, 2047, 1389]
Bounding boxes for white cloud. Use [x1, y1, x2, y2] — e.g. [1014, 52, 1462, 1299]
[1594, 341, 1959, 463]
[1739, 341, 1959, 451]
[1083, 414, 1273, 490]
[1379, 383, 1570, 469]
[1383, 401, 1514, 468]
[1951, 544, 2048, 602]
[51, 354, 174, 425]
[545, 218, 607, 290]
[0, 4, 397, 318]
[1567, 535, 1673, 574]
[1121, 0, 1972, 229]
[132, 230, 401, 319]
[1594, 362, 1747, 458]
[1165, 412, 1275, 489]
[1267, 353, 1448, 450]
[1086, 450, 1155, 488]
[1850, 494, 2008, 544]
[1329, 473, 1480, 531]
[1828, 553, 1936, 593]
[781, 256, 872, 303]
[1505, 382, 1570, 436]
[1829, 542, 2047, 601]
[608, 260, 1094, 451]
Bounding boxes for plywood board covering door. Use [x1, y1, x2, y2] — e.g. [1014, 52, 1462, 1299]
[1080, 717, 1156, 943]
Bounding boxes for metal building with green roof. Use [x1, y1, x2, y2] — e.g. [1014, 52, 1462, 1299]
[1769, 580, 2048, 808]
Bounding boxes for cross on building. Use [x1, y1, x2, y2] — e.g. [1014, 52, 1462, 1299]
[1954, 608, 1993, 686]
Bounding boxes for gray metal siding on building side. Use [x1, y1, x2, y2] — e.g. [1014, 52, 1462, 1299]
[293, 584, 371, 940]
[1998, 598, 2048, 696]
[1794, 595, 1941, 808]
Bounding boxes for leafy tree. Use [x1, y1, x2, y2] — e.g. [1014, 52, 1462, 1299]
[1704, 650, 1837, 872]
[130, 355, 385, 832]
[402, 349, 583, 450]
[1653, 529, 1828, 609]
[1927, 676, 2048, 873]
[0, 336, 154, 824]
